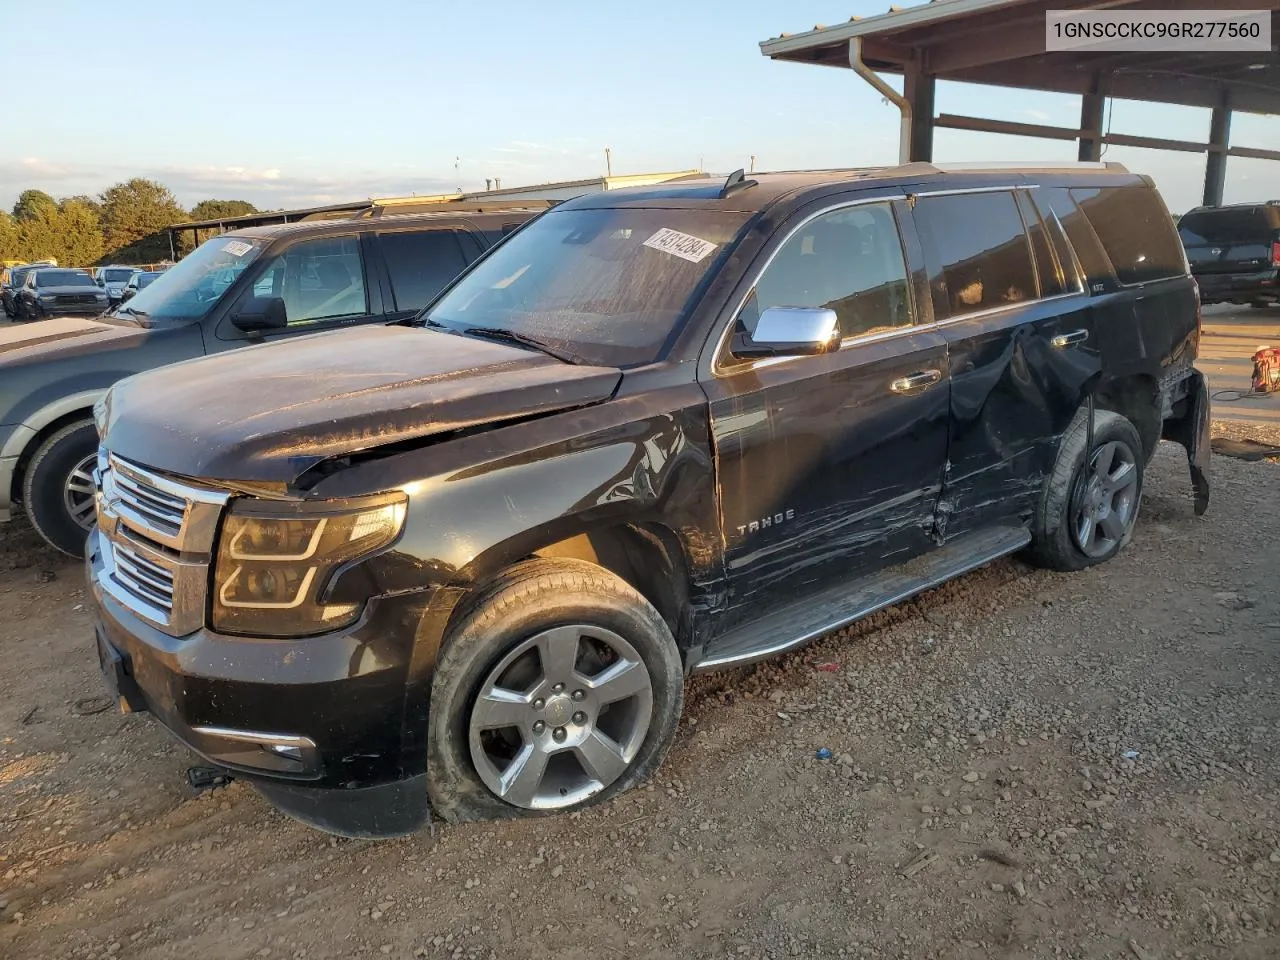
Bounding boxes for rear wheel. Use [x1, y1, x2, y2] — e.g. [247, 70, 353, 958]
[23, 421, 99, 557]
[1250, 300, 1273, 310]
[1027, 408, 1144, 572]
[426, 558, 683, 823]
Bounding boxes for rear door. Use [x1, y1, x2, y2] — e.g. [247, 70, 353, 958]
[372, 227, 483, 321]
[1069, 182, 1198, 375]
[1179, 206, 1278, 276]
[912, 188, 1099, 539]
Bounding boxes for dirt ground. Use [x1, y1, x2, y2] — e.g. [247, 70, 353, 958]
[3, 316, 1280, 960]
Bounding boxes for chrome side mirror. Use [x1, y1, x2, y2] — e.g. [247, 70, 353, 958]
[733, 306, 840, 359]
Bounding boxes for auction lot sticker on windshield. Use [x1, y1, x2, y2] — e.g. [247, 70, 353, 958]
[222, 240, 254, 257]
[643, 228, 718, 264]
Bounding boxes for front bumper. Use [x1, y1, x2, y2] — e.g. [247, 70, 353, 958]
[87, 529, 440, 835]
[43, 302, 109, 316]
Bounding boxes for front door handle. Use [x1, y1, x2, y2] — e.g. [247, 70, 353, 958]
[890, 369, 943, 394]
[1051, 329, 1090, 348]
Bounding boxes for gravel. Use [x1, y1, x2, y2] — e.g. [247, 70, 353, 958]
[1, 425, 1278, 960]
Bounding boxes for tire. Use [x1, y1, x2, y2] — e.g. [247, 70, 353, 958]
[426, 558, 684, 823]
[23, 421, 100, 558]
[1026, 408, 1144, 573]
[1249, 300, 1273, 310]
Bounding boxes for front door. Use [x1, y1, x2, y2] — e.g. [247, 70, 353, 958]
[210, 234, 381, 352]
[701, 200, 951, 632]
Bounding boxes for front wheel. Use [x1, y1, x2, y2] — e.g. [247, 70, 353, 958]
[23, 421, 99, 557]
[426, 558, 684, 823]
[1027, 409, 1144, 572]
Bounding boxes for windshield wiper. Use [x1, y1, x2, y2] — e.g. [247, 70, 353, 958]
[458, 326, 577, 364]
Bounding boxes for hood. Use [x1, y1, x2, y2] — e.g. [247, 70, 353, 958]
[102, 325, 623, 485]
[0, 315, 143, 363]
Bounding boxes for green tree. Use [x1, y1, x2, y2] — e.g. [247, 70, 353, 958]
[99, 178, 186, 255]
[12, 189, 57, 222]
[0, 212, 20, 261]
[189, 199, 259, 221]
[55, 197, 105, 266]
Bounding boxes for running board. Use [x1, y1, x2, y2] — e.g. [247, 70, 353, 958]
[691, 526, 1031, 673]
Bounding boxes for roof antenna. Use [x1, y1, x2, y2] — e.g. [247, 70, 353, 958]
[719, 168, 758, 200]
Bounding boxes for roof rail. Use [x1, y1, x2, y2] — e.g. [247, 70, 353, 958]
[927, 161, 1129, 173]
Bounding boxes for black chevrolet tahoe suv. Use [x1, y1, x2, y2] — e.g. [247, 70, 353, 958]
[0, 205, 546, 556]
[88, 162, 1210, 838]
[1178, 201, 1280, 307]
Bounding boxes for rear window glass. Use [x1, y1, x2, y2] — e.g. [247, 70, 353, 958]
[103, 268, 135, 282]
[380, 230, 470, 312]
[1071, 184, 1185, 284]
[1179, 208, 1275, 244]
[914, 191, 1037, 318]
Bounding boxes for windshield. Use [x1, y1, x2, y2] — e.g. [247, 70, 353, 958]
[424, 207, 751, 367]
[103, 268, 135, 282]
[116, 235, 264, 321]
[137, 273, 161, 289]
[37, 270, 94, 287]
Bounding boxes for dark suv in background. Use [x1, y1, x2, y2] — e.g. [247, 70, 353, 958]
[2, 264, 47, 318]
[15, 268, 109, 319]
[0, 203, 549, 555]
[1178, 201, 1280, 307]
[88, 162, 1210, 838]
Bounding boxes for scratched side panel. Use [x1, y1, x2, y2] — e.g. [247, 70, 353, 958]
[703, 332, 951, 635]
[940, 296, 1101, 538]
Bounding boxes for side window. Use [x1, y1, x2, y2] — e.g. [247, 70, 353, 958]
[914, 191, 1036, 319]
[740, 202, 912, 341]
[1070, 184, 1185, 284]
[379, 230, 469, 312]
[1016, 191, 1067, 298]
[251, 235, 367, 326]
[1033, 187, 1109, 287]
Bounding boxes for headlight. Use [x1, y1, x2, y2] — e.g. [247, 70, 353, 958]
[212, 493, 407, 638]
[96, 292, 108, 300]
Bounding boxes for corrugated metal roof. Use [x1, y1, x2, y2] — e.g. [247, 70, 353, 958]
[762, 0, 1026, 54]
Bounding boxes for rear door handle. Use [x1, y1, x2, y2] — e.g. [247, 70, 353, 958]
[1051, 329, 1089, 348]
[890, 369, 943, 394]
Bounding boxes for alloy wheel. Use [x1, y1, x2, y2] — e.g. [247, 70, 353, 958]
[63, 454, 98, 531]
[468, 624, 653, 810]
[1072, 438, 1139, 558]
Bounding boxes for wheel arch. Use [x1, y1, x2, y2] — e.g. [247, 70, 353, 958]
[7, 394, 102, 508]
[445, 519, 698, 655]
[1092, 373, 1161, 460]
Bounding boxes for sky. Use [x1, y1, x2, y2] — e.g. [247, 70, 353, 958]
[6, 0, 1277, 215]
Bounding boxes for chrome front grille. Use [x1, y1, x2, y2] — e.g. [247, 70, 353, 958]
[111, 460, 187, 541]
[112, 537, 177, 612]
[94, 450, 229, 636]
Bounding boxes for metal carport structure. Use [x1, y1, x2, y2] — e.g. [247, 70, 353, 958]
[759, 0, 1280, 206]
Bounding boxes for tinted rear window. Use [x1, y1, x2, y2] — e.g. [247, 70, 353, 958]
[379, 230, 470, 312]
[1071, 184, 1185, 284]
[914, 191, 1037, 318]
[1179, 208, 1275, 244]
